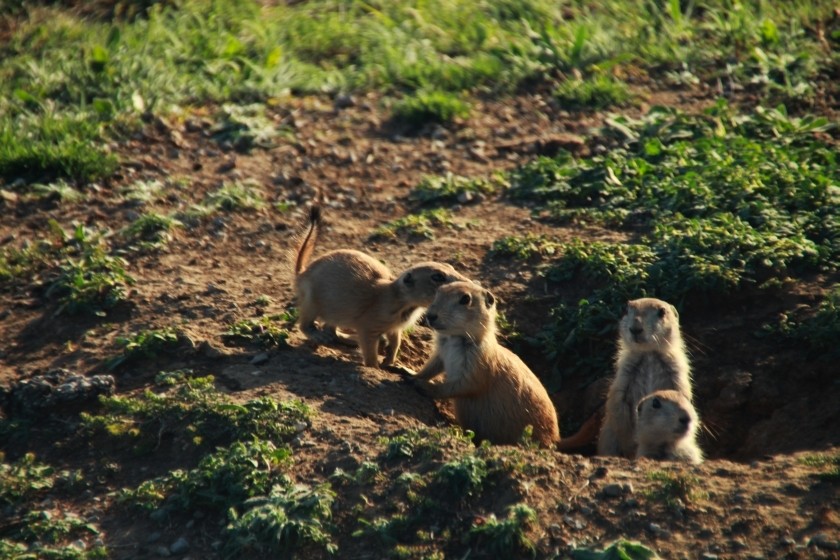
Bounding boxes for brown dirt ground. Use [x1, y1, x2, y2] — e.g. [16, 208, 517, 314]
[1, 87, 839, 559]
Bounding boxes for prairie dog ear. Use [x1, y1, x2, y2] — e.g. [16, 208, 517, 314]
[670, 304, 679, 320]
[624, 301, 632, 315]
[484, 290, 496, 308]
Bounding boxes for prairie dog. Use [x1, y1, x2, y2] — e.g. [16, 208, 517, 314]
[635, 390, 703, 464]
[294, 206, 467, 367]
[598, 298, 692, 458]
[413, 282, 560, 447]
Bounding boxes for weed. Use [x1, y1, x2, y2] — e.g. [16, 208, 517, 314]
[571, 539, 658, 560]
[372, 208, 462, 241]
[381, 427, 473, 462]
[644, 470, 705, 508]
[82, 372, 311, 454]
[121, 212, 181, 248]
[554, 74, 631, 110]
[434, 454, 489, 500]
[0, 452, 55, 507]
[204, 180, 266, 211]
[466, 503, 537, 557]
[766, 287, 840, 360]
[210, 103, 291, 153]
[392, 91, 470, 127]
[800, 452, 840, 483]
[28, 180, 85, 203]
[44, 225, 134, 316]
[0, 510, 107, 560]
[490, 233, 560, 260]
[223, 315, 290, 348]
[225, 483, 337, 557]
[106, 327, 180, 369]
[119, 179, 165, 204]
[409, 172, 500, 205]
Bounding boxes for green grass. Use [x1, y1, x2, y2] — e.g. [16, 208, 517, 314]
[644, 470, 706, 508]
[800, 452, 840, 483]
[121, 212, 181, 248]
[204, 180, 266, 211]
[372, 208, 463, 240]
[554, 74, 632, 110]
[392, 90, 471, 127]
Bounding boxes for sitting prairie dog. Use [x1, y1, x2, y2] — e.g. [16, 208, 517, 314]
[294, 206, 468, 368]
[412, 281, 560, 447]
[598, 298, 693, 458]
[635, 390, 703, 464]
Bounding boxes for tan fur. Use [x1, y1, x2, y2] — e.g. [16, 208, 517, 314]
[598, 298, 693, 458]
[635, 390, 703, 464]
[413, 282, 560, 447]
[293, 206, 468, 367]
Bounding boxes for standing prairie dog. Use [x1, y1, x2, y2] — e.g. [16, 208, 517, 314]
[412, 282, 560, 447]
[598, 298, 693, 458]
[635, 390, 703, 464]
[294, 205, 468, 368]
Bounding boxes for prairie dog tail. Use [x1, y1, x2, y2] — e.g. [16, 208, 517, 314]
[295, 205, 322, 275]
[555, 405, 604, 452]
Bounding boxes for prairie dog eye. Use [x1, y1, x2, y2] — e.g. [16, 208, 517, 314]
[459, 294, 471, 305]
[403, 273, 414, 285]
[657, 307, 666, 318]
[652, 398, 662, 409]
[431, 272, 446, 283]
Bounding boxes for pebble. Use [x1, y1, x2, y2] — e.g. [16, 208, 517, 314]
[250, 352, 269, 365]
[147, 531, 162, 543]
[169, 537, 190, 555]
[155, 546, 171, 557]
[700, 554, 719, 560]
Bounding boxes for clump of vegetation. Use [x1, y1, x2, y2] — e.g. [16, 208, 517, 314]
[490, 233, 560, 260]
[106, 327, 181, 369]
[44, 224, 134, 316]
[571, 539, 658, 560]
[644, 470, 705, 508]
[223, 315, 290, 348]
[204, 180, 266, 211]
[121, 212, 181, 248]
[81, 372, 311, 454]
[409, 172, 501, 205]
[0, 510, 107, 560]
[465, 503, 537, 556]
[800, 452, 840, 483]
[766, 287, 840, 360]
[0, 452, 55, 507]
[392, 90, 471, 127]
[372, 208, 463, 240]
[554, 74, 631, 110]
[210, 103, 291, 153]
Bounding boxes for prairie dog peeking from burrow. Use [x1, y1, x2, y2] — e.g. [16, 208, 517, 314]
[598, 298, 693, 458]
[635, 389, 703, 464]
[411, 281, 560, 447]
[293, 206, 468, 367]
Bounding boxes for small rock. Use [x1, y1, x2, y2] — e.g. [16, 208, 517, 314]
[700, 554, 718, 560]
[169, 537, 190, 555]
[602, 483, 624, 498]
[147, 531, 162, 543]
[457, 191, 474, 204]
[779, 536, 796, 547]
[809, 533, 840, 550]
[155, 545, 171, 557]
[563, 515, 586, 530]
[250, 352, 269, 365]
[334, 93, 355, 109]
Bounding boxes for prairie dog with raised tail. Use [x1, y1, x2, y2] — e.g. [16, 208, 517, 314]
[412, 282, 560, 447]
[294, 205, 468, 367]
[598, 298, 693, 458]
[635, 390, 703, 464]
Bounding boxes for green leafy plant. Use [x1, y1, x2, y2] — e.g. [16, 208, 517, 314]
[409, 173, 501, 205]
[571, 539, 659, 560]
[372, 208, 462, 240]
[223, 315, 290, 348]
[767, 287, 840, 360]
[0, 452, 55, 507]
[644, 470, 705, 508]
[466, 503, 537, 556]
[210, 103, 291, 153]
[490, 233, 560, 260]
[44, 225, 134, 316]
[204, 180, 266, 211]
[121, 212, 181, 248]
[107, 327, 181, 369]
[554, 74, 631, 110]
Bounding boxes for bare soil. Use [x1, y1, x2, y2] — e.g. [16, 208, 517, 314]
[1, 89, 838, 558]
